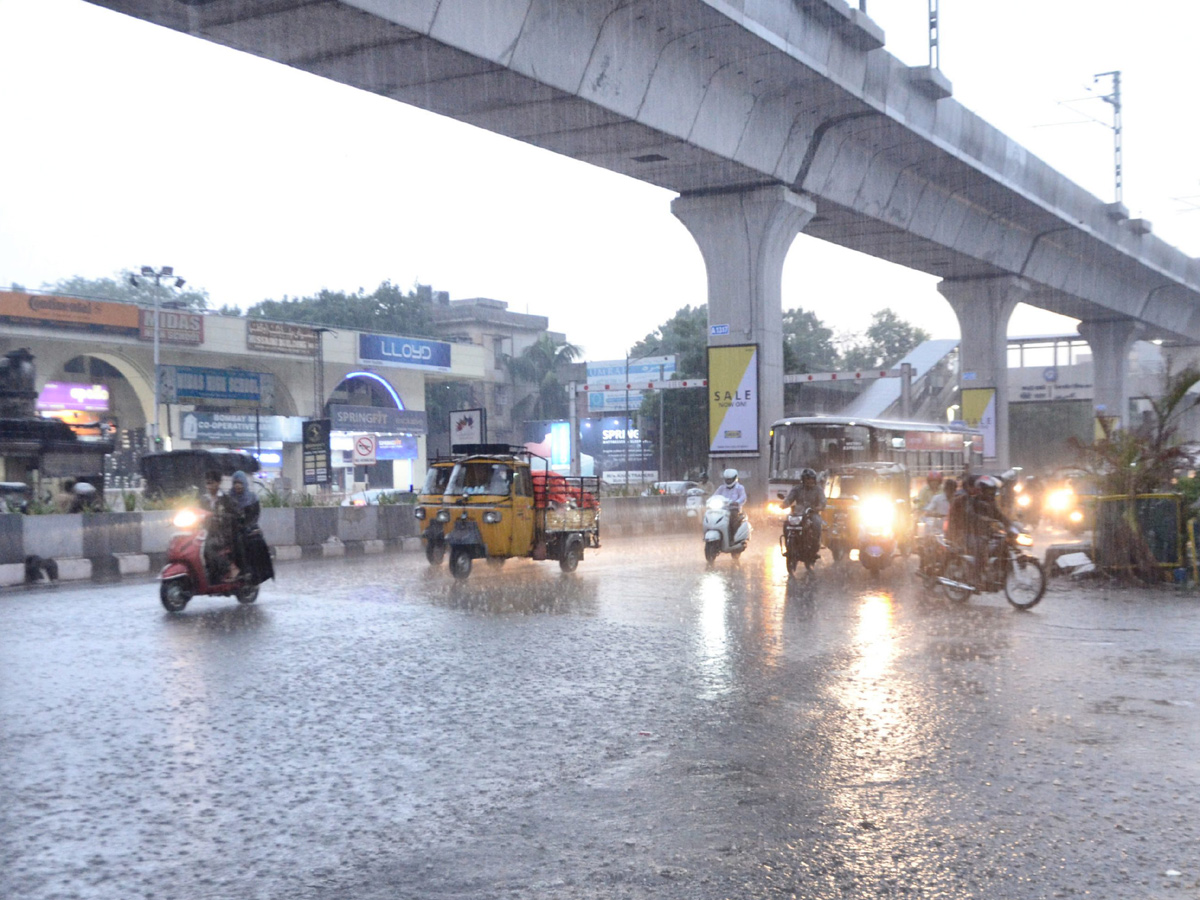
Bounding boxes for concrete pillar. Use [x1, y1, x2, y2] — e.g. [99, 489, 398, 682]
[938, 276, 1029, 469]
[671, 186, 815, 503]
[1077, 318, 1141, 430]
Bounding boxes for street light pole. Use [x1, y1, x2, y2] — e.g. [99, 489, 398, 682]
[130, 266, 185, 447]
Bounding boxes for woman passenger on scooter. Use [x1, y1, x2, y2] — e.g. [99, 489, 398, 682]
[231, 470, 274, 585]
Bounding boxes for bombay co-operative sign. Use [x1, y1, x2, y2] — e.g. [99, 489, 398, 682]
[358, 333, 452, 370]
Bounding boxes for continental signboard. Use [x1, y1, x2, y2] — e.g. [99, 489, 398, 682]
[138, 308, 204, 345]
[247, 320, 320, 355]
[0, 290, 140, 337]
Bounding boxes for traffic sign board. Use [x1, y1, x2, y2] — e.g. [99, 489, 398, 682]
[352, 433, 377, 465]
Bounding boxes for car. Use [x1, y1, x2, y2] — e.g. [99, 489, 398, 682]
[642, 480, 700, 497]
[341, 488, 408, 507]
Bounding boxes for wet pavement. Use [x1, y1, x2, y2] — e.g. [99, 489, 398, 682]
[2, 530, 1199, 899]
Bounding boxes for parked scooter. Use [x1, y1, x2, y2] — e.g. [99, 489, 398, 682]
[159, 508, 263, 612]
[779, 506, 821, 575]
[702, 495, 751, 564]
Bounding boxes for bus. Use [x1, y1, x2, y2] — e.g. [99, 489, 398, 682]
[766, 416, 983, 515]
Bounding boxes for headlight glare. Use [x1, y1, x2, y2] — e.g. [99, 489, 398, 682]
[435, 509, 450, 523]
[483, 511, 502, 524]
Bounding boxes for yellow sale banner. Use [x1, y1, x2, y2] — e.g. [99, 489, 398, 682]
[707, 344, 758, 454]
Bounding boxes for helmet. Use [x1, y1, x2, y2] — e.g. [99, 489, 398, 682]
[927, 471, 943, 485]
[723, 468, 739, 487]
[977, 476, 1000, 497]
[801, 467, 817, 485]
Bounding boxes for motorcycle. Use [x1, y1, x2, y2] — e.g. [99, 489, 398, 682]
[853, 494, 901, 573]
[933, 522, 1046, 610]
[159, 508, 264, 612]
[779, 506, 821, 575]
[702, 495, 751, 564]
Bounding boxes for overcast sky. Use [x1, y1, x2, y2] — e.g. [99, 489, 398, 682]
[2, 0, 1198, 361]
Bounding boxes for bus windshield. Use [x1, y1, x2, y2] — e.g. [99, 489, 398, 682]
[772, 423, 871, 479]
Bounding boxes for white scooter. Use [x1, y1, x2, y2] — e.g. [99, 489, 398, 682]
[702, 495, 752, 564]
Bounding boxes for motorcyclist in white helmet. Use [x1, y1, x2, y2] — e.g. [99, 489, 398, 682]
[713, 468, 747, 538]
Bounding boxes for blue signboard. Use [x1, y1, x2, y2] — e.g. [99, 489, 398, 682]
[358, 333, 451, 370]
[158, 364, 275, 409]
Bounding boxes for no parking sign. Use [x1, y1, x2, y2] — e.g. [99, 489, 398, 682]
[352, 434, 377, 465]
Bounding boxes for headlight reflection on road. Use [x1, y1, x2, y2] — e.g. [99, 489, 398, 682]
[834, 592, 911, 785]
[695, 572, 733, 700]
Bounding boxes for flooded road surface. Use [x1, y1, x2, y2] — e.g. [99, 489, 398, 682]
[3, 532, 1198, 898]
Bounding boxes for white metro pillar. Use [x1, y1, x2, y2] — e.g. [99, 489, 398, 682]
[1077, 318, 1142, 431]
[938, 276, 1029, 470]
[671, 186, 815, 501]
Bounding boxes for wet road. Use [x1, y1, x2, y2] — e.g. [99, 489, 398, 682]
[3, 531, 1199, 899]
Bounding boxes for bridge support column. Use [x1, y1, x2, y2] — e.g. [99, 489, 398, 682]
[1078, 318, 1141, 431]
[938, 276, 1029, 470]
[671, 186, 814, 501]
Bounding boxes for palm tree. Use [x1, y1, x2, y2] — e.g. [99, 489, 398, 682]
[505, 334, 581, 421]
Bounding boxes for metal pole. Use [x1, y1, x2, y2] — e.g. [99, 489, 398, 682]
[152, 282, 160, 442]
[658, 363, 664, 480]
[624, 355, 630, 492]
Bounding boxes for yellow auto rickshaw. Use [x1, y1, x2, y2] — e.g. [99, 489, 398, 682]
[823, 462, 914, 567]
[414, 455, 460, 565]
[435, 445, 601, 579]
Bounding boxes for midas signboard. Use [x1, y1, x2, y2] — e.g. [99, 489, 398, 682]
[0, 290, 140, 337]
[708, 344, 758, 454]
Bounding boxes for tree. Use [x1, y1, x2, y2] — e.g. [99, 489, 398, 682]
[48, 271, 210, 309]
[629, 306, 710, 480]
[782, 307, 839, 374]
[505, 334, 581, 422]
[782, 306, 840, 415]
[840, 308, 930, 370]
[1071, 365, 1200, 578]
[245, 280, 435, 336]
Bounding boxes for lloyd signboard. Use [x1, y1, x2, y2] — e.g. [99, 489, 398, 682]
[358, 334, 451, 370]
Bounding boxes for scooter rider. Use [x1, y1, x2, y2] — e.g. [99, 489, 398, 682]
[782, 468, 826, 547]
[714, 468, 747, 538]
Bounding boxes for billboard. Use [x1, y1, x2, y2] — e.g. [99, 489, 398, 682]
[0, 291, 139, 337]
[36, 382, 110, 412]
[139, 308, 204, 345]
[158, 365, 275, 409]
[247, 320, 319, 355]
[586, 355, 675, 412]
[578, 416, 654, 474]
[962, 388, 997, 459]
[358, 333, 452, 370]
[707, 344, 758, 454]
[329, 404, 427, 435]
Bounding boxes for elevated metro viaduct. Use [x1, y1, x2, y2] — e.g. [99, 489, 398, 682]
[0, 293, 487, 491]
[84, 0, 1200, 496]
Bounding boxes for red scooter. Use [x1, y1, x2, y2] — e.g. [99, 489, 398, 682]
[159, 508, 260, 612]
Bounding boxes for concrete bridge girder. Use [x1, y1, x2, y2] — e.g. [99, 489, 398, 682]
[87, 0, 1200, 347]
